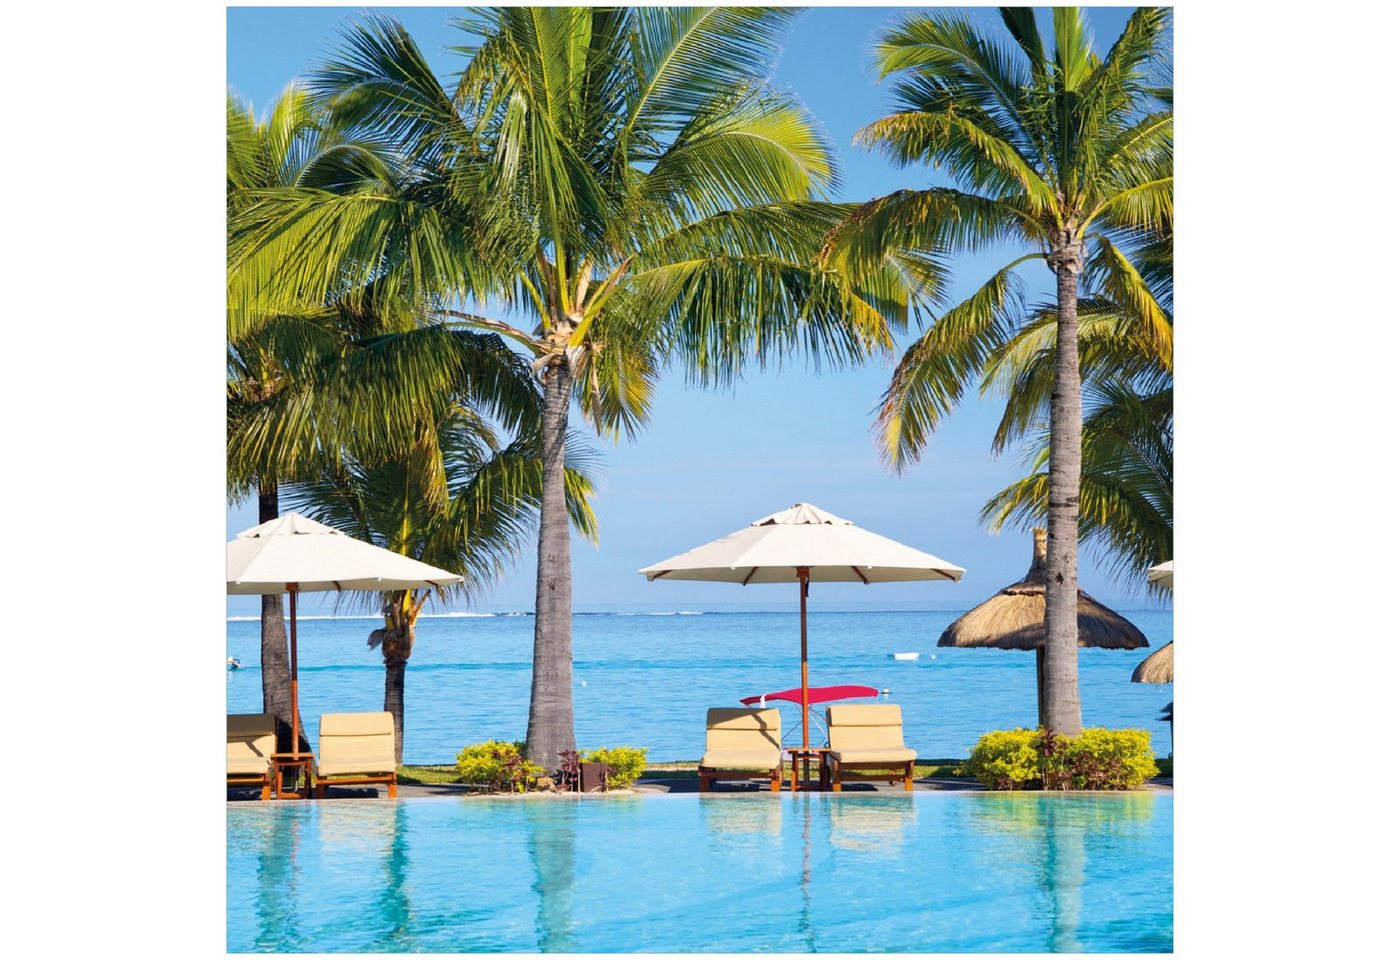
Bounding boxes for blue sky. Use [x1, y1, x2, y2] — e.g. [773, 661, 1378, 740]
[226, 5, 1163, 615]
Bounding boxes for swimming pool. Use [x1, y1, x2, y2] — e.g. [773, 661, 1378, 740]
[227, 792, 1173, 953]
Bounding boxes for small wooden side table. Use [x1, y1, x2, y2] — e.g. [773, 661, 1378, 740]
[786, 747, 831, 792]
[270, 752, 315, 800]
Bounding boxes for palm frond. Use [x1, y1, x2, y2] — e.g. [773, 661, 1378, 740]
[621, 6, 800, 150]
[981, 380, 1172, 581]
[856, 110, 1057, 215]
[1083, 234, 1173, 361]
[641, 86, 837, 221]
[980, 297, 1171, 454]
[876, 9, 1035, 155]
[821, 187, 1029, 282]
[874, 255, 1038, 470]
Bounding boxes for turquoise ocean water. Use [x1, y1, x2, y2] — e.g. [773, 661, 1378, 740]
[226, 606, 1173, 763]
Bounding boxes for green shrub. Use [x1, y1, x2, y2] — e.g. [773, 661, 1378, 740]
[456, 740, 545, 793]
[582, 746, 649, 789]
[963, 729, 1042, 790]
[1061, 728, 1159, 790]
[964, 728, 1159, 790]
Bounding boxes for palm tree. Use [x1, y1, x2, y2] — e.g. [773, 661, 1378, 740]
[227, 86, 336, 753]
[983, 377, 1172, 582]
[227, 8, 926, 766]
[284, 408, 597, 764]
[824, 8, 1172, 734]
[977, 281, 1173, 583]
[228, 87, 544, 751]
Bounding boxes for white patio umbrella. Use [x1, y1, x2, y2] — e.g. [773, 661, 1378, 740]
[639, 502, 965, 748]
[1147, 560, 1174, 588]
[227, 513, 464, 754]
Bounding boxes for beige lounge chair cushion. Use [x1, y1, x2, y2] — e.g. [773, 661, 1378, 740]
[701, 708, 781, 770]
[316, 711, 396, 777]
[228, 713, 275, 778]
[828, 747, 917, 764]
[826, 704, 912, 763]
[700, 750, 782, 771]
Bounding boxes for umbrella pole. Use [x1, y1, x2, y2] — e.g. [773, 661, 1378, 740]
[798, 567, 810, 750]
[288, 583, 300, 755]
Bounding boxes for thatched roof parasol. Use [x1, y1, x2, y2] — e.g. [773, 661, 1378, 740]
[939, 529, 1150, 651]
[1132, 641, 1174, 683]
[939, 529, 1148, 729]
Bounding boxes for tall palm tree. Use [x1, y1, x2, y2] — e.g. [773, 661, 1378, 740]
[982, 376, 1173, 582]
[227, 8, 927, 765]
[227, 86, 337, 753]
[228, 87, 543, 751]
[824, 8, 1172, 734]
[284, 408, 598, 764]
[977, 252, 1172, 584]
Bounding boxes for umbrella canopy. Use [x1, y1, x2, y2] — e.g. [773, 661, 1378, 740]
[939, 529, 1148, 651]
[227, 513, 463, 760]
[739, 685, 880, 707]
[229, 513, 463, 594]
[639, 502, 966, 584]
[1147, 561, 1173, 588]
[1132, 642, 1174, 683]
[640, 503, 964, 750]
[939, 529, 1147, 728]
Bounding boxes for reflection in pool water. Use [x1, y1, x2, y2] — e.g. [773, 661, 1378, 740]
[228, 793, 1172, 953]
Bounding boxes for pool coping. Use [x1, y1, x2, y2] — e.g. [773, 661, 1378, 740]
[229, 776, 1171, 802]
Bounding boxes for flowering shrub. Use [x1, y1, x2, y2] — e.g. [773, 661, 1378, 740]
[456, 740, 544, 792]
[963, 728, 1158, 790]
[1060, 728, 1159, 790]
[963, 729, 1042, 789]
[582, 746, 648, 789]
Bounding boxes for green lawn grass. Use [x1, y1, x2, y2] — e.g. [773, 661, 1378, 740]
[642, 760, 968, 780]
[396, 764, 465, 785]
[401, 759, 971, 784]
[400, 757, 1172, 786]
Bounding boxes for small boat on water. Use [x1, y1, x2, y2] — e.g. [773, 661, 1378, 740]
[227, 657, 243, 671]
[889, 652, 920, 661]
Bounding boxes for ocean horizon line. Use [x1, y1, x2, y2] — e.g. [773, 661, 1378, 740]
[228, 603, 1171, 622]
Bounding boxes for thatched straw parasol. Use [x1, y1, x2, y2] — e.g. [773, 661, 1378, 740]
[939, 529, 1148, 727]
[1131, 641, 1174, 684]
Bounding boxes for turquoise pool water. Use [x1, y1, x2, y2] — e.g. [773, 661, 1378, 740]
[227, 792, 1172, 953]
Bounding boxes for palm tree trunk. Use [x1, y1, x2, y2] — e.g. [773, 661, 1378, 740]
[524, 357, 576, 768]
[257, 480, 309, 754]
[385, 657, 406, 767]
[1043, 235, 1085, 737]
[371, 618, 414, 765]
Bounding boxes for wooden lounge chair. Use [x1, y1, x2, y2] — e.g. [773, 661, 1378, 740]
[227, 713, 276, 800]
[313, 712, 398, 799]
[698, 707, 783, 792]
[823, 704, 917, 792]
